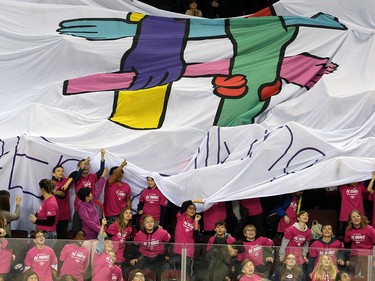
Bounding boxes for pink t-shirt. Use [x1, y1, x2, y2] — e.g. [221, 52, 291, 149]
[53, 177, 71, 221]
[344, 225, 375, 256]
[24, 246, 58, 281]
[111, 264, 123, 281]
[203, 202, 226, 231]
[283, 224, 311, 265]
[339, 183, 366, 222]
[92, 252, 113, 281]
[74, 173, 99, 211]
[105, 222, 132, 263]
[59, 243, 90, 281]
[239, 274, 262, 281]
[240, 198, 263, 216]
[139, 187, 168, 221]
[173, 212, 197, 258]
[236, 237, 273, 266]
[0, 239, 12, 274]
[277, 196, 298, 233]
[36, 195, 58, 232]
[104, 180, 131, 217]
[134, 228, 171, 257]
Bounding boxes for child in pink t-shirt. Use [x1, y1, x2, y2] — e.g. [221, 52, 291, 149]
[236, 224, 274, 277]
[24, 230, 58, 281]
[239, 259, 263, 281]
[206, 220, 236, 251]
[104, 160, 131, 225]
[137, 177, 168, 227]
[132, 215, 171, 280]
[105, 208, 133, 264]
[172, 199, 204, 275]
[279, 211, 311, 265]
[344, 209, 375, 277]
[339, 182, 366, 235]
[52, 165, 73, 239]
[59, 230, 89, 281]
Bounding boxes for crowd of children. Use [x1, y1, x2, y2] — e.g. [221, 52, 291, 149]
[0, 150, 375, 281]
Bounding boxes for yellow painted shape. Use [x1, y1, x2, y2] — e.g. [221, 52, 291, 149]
[111, 85, 168, 129]
[129, 13, 145, 22]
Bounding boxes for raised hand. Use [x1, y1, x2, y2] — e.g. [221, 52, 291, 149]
[57, 19, 137, 41]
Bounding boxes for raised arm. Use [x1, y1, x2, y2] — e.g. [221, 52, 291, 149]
[367, 171, 375, 194]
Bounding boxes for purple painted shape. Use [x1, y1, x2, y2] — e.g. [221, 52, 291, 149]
[122, 17, 186, 89]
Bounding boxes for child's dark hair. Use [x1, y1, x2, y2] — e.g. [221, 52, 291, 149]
[39, 179, 55, 194]
[215, 220, 227, 228]
[52, 165, 64, 173]
[77, 187, 91, 202]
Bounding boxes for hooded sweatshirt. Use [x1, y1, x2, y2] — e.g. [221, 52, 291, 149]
[308, 237, 344, 272]
[280, 222, 311, 265]
[134, 226, 171, 257]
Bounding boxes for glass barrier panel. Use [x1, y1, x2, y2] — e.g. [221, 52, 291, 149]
[2, 237, 375, 281]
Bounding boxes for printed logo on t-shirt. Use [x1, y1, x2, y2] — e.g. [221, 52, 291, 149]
[319, 249, 335, 256]
[183, 220, 194, 232]
[116, 190, 127, 201]
[145, 194, 159, 203]
[71, 251, 87, 263]
[33, 253, 50, 265]
[351, 234, 365, 244]
[293, 235, 306, 246]
[290, 201, 297, 211]
[142, 238, 160, 250]
[83, 181, 92, 188]
[248, 245, 261, 256]
[346, 188, 359, 199]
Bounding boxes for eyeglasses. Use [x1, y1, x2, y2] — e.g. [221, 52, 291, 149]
[35, 235, 45, 238]
[187, 207, 196, 211]
[134, 273, 145, 278]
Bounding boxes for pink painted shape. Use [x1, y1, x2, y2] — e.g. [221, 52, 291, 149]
[65, 72, 136, 94]
[184, 59, 230, 76]
[281, 54, 337, 89]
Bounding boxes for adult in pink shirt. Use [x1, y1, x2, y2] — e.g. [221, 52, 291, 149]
[339, 182, 366, 235]
[132, 215, 171, 280]
[172, 199, 203, 275]
[29, 179, 59, 240]
[105, 208, 134, 264]
[279, 211, 311, 265]
[59, 230, 89, 281]
[51, 165, 73, 239]
[276, 191, 303, 234]
[344, 209, 375, 277]
[24, 230, 58, 281]
[70, 149, 106, 234]
[137, 177, 168, 227]
[236, 224, 274, 277]
[104, 160, 131, 226]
